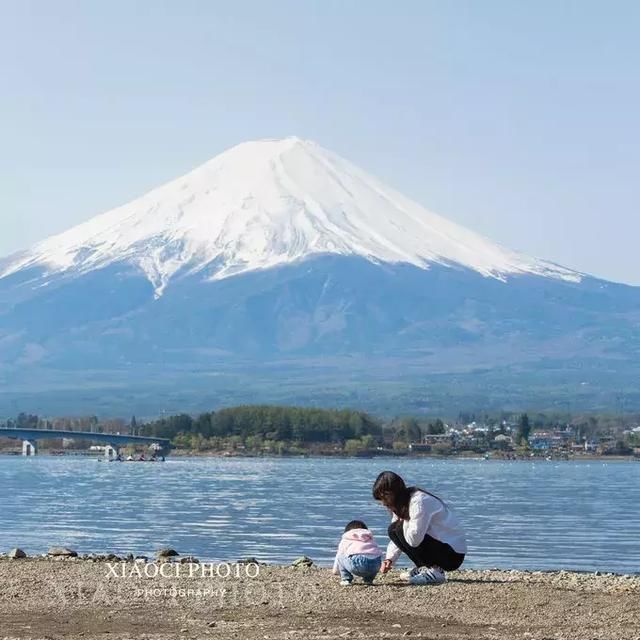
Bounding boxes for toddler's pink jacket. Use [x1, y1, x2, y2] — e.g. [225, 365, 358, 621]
[332, 528, 383, 573]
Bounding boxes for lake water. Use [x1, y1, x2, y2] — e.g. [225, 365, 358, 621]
[1, 456, 638, 573]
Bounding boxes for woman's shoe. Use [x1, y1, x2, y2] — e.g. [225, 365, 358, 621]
[408, 566, 446, 586]
[399, 566, 421, 581]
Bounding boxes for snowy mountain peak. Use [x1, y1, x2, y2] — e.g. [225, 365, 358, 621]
[1, 137, 580, 297]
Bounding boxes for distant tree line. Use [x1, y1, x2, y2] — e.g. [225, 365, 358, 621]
[1, 407, 639, 455]
[139, 405, 382, 444]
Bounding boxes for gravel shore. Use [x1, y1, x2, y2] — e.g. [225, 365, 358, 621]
[0, 558, 638, 639]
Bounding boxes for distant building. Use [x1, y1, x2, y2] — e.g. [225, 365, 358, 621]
[423, 434, 455, 446]
[464, 421, 491, 435]
[585, 440, 599, 453]
[530, 430, 572, 451]
[530, 435, 552, 450]
[492, 434, 512, 450]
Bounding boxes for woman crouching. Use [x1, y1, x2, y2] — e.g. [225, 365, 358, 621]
[373, 470, 467, 585]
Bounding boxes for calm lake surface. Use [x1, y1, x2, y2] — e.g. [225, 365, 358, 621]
[1, 456, 638, 573]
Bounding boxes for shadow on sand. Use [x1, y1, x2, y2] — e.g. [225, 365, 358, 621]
[374, 577, 512, 587]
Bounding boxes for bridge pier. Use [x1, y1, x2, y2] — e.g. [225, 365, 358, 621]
[104, 444, 120, 460]
[22, 440, 38, 456]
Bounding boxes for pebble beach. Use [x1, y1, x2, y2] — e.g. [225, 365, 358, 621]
[0, 554, 638, 640]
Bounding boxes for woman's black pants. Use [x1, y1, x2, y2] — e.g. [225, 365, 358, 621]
[388, 521, 465, 571]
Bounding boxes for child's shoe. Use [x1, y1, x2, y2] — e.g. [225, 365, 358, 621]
[340, 579, 353, 586]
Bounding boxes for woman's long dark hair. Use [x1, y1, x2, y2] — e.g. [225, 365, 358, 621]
[372, 470, 444, 520]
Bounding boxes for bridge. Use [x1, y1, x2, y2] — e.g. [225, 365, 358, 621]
[0, 427, 171, 458]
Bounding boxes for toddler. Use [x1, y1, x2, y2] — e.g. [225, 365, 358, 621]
[332, 519, 383, 586]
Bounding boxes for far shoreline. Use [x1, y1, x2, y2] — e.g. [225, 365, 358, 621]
[1, 449, 636, 463]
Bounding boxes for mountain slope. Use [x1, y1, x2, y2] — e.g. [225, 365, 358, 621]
[1, 137, 638, 414]
[0, 137, 578, 298]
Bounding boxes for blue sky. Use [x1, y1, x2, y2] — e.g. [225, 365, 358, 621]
[1, 0, 638, 284]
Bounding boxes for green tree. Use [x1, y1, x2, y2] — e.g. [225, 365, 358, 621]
[360, 434, 376, 450]
[515, 413, 531, 446]
[396, 418, 421, 443]
[344, 439, 365, 454]
[426, 419, 445, 435]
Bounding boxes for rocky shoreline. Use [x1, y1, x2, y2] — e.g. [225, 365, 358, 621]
[0, 550, 638, 640]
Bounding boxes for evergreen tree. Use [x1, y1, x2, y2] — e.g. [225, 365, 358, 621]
[426, 419, 445, 435]
[516, 413, 531, 445]
[396, 417, 421, 442]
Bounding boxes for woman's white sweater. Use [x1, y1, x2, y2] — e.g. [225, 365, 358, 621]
[386, 491, 468, 562]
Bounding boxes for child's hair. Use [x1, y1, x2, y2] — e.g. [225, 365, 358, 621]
[344, 519, 368, 532]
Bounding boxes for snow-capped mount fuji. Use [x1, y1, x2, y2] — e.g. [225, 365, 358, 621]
[1, 137, 639, 415]
[1, 136, 579, 298]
